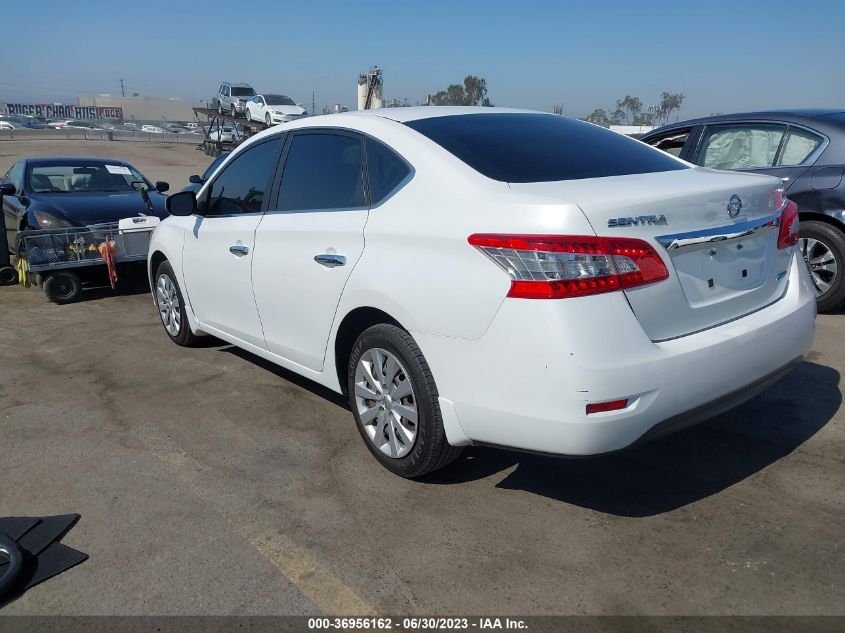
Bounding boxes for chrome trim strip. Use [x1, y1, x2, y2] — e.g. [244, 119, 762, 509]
[656, 211, 781, 252]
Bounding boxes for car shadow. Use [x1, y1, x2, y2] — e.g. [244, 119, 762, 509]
[422, 360, 839, 517]
[209, 342, 838, 517]
[219, 345, 349, 409]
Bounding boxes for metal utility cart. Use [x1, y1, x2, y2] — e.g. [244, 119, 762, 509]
[17, 217, 158, 303]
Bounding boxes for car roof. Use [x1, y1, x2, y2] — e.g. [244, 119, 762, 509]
[647, 109, 845, 135]
[225, 82, 252, 88]
[339, 105, 542, 124]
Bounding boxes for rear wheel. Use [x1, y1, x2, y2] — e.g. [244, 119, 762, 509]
[799, 220, 845, 312]
[155, 261, 198, 346]
[348, 324, 462, 478]
[43, 271, 81, 304]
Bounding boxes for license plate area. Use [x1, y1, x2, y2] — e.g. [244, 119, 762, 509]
[671, 233, 771, 306]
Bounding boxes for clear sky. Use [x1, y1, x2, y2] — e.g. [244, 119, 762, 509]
[1, 0, 843, 119]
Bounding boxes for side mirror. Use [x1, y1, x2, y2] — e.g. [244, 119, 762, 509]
[0, 182, 15, 196]
[188, 175, 203, 184]
[166, 190, 196, 216]
[155, 181, 170, 193]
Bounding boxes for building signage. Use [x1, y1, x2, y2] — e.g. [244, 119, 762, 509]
[2, 103, 123, 120]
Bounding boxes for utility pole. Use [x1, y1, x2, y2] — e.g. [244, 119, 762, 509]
[120, 78, 125, 98]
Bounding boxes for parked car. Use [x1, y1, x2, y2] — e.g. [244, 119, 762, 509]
[0, 121, 15, 130]
[1, 157, 169, 254]
[0, 115, 44, 129]
[63, 120, 98, 130]
[245, 94, 306, 126]
[642, 110, 845, 310]
[141, 125, 165, 134]
[46, 120, 73, 129]
[212, 82, 256, 118]
[181, 152, 230, 193]
[207, 126, 237, 143]
[151, 107, 815, 477]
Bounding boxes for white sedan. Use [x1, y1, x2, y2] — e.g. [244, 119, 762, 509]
[245, 94, 306, 126]
[150, 107, 816, 477]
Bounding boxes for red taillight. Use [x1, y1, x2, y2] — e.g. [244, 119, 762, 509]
[777, 200, 799, 249]
[586, 399, 629, 414]
[468, 234, 669, 299]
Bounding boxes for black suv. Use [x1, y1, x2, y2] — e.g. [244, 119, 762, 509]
[642, 110, 845, 311]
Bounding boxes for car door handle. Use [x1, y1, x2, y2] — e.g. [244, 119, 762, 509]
[229, 244, 249, 256]
[314, 253, 346, 268]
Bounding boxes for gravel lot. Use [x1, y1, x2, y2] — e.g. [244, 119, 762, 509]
[0, 140, 843, 616]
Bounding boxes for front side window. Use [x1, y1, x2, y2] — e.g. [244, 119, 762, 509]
[277, 133, 365, 211]
[406, 114, 686, 183]
[778, 127, 823, 166]
[646, 128, 692, 157]
[696, 124, 787, 170]
[203, 138, 281, 215]
[366, 137, 411, 204]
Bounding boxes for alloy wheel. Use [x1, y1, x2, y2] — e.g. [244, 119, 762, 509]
[156, 274, 181, 336]
[800, 237, 838, 296]
[354, 348, 418, 459]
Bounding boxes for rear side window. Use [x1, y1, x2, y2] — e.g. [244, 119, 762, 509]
[366, 137, 410, 204]
[278, 133, 365, 211]
[645, 128, 692, 157]
[405, 113, 686, 183]
[696, 124, 786, 169]
[779, 128, 823, 166]
[203, 138, 281, 215]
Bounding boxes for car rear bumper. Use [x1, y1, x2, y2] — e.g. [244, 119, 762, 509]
[413, 252, 817, 454]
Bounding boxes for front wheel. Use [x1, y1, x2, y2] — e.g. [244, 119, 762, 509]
[348, 324, 462, 477]
[155, 261, 198, 346]
[799, 220, 845, 312]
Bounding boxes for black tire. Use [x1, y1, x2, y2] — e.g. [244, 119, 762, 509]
[799, 220, 845, 312]
[231, 105, 237, 119]
[217, 101, 223, 116]
[43, 271, 81, 304]
[347, 324, 463, 478]
[154, 261, 199, 346]
[0, 265, 17, 286]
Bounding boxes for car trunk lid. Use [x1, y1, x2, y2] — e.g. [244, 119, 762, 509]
[509, 168, 793, 340]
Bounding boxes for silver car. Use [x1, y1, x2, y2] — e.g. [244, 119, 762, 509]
[212, 82, 256, 118]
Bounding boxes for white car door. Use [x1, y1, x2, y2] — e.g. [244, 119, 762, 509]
[182, 136, 283, 348]
[252, 130, 369, 371]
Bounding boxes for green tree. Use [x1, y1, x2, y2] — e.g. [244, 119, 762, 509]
[652, 92, 685, 125]
[583, 108, 610, 126]
[428, 76, 493, 106]
[615, 95, 643, 125]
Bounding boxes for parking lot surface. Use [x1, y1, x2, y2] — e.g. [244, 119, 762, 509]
[1, 281, 843, 615]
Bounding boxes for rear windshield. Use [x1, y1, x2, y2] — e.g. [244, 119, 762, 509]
[405, 113, 687, 183]
[231, 86, 255, 97]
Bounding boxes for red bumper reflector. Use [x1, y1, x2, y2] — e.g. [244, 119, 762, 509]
[586, 399, 629, 415]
